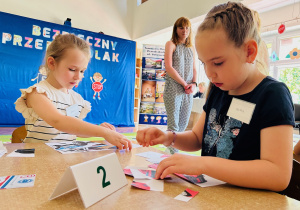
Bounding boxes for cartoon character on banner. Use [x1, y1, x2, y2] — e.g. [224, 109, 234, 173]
[150, 116, 155, 123]
[90, 72, 106, 100]
[144, 115, 149, 123]
[163, 116, 167, 123]
[156, 116, 162, 124]
[31, 65, 47, 83]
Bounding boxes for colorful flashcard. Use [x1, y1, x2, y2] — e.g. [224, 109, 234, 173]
[123, 167, 171, 179]
[131, 179, 164, 191]
[0, 174, 36, 189]
[175, 174, 207, 184]
[46, 141, 110, 154]
[174, 188, 199, 202]
[175, 173, 226, 187]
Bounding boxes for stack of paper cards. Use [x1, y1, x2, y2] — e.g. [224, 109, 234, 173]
[148, 163, 225, 187]
[46, 141, 111, 154]
[124, 166, 164, 191]
[0, 174, 36, 189]
[175, 173, 225, 187]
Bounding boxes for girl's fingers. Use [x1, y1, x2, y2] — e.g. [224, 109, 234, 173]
[155, 157, 173, 179]
[136, 130, 145, 145]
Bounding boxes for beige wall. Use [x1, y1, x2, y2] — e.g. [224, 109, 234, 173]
[0, 0, 133, 39]
[0, 0, 298, 42]
[131, 0, 232, 40]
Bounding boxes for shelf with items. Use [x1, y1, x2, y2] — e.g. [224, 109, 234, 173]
[134, 56, 142, 125]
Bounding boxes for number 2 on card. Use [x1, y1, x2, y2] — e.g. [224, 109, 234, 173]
[97, 166, 111, 188]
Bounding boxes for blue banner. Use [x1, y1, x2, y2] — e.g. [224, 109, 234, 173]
[0, 11, 135, 126]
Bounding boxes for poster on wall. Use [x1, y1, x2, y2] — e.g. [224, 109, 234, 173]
[0, 11, 135, 126]
[139, 44, 167, 125]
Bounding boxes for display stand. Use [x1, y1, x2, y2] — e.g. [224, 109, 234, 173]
[139, 44, 167, 125]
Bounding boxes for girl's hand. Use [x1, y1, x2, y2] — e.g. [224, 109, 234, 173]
[104, 130, 132, 150]
[136, 127, 169, 147]
[155, 154, 202, 179]
[100, 122, 116, 131]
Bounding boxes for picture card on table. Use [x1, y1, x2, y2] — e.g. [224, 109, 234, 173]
[174, 188, 199, 202]
[0, 174, 36, 189]
[123, 166, 171, 179]
[49, 153, 127, 208]
[46, 141, 109, 154]
[131, 179, 164, 191]
[175, 173, 226, 187]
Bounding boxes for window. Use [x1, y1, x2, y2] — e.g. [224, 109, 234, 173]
[262, 28, 300, 104]
[279, 36, 300, 60]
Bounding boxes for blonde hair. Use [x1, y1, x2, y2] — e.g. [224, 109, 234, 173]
[171, 17, 193, 47]
[198, 2, 260, 47]
[198, 82, 206, 87]
[252, 10, 269, 75]
[45, 34, 91, 74]
[198, 2, 262, 97]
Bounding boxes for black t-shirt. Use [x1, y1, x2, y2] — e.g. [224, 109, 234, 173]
[202, 77, 295, 160]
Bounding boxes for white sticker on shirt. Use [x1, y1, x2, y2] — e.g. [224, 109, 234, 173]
[227, 98, 256, 124]
[66, 104, 80, 117]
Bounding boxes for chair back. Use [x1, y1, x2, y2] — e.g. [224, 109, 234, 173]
[11, 125, 27, 143]
[295, 104, 300, 122]
[279, 159, 300, 201]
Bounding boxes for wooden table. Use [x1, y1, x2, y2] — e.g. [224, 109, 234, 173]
[1, 142, 300, 210]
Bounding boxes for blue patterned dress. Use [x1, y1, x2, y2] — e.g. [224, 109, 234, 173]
[163, 43, 194, 132]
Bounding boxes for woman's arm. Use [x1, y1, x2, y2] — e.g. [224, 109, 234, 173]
[164, 41, 187, 87]
[192, 46, 197, 84]
[185, 46, 198, 94]
[156, 125, 293, 191]
[27, 89, 131, 149]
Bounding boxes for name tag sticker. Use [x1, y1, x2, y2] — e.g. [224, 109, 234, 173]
[227, 98, 256, 124]
[66, 104, 80, 117]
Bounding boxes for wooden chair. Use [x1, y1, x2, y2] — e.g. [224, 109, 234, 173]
[279, 159, 300, 201]
[11, 125, 27, 143]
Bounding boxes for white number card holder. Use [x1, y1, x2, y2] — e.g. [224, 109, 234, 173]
[49, 153, 127, 208]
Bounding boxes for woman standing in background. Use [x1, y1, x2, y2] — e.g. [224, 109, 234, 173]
[163, 17, 197, 153]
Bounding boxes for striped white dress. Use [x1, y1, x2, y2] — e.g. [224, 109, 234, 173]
[15, 80, 91, 143]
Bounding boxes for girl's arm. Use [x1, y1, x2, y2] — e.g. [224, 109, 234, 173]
[156, 124, 293, 191]
[136, 111, 206, 150]
[26, 89, 131, 150]
[164, 41, 187, 87]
